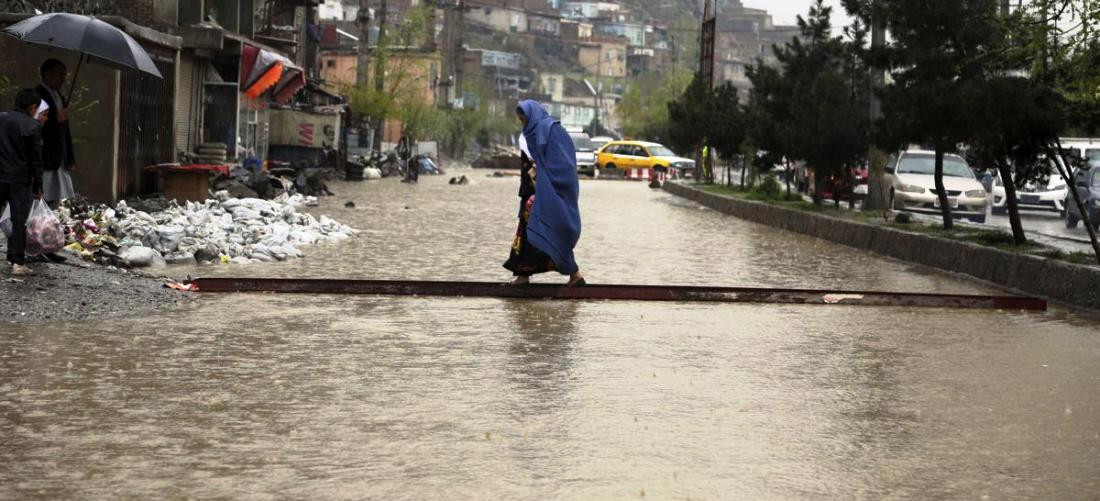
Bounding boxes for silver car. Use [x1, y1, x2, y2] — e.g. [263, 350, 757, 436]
[886, 150, 990, 224]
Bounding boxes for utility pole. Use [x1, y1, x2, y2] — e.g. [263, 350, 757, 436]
[595, 47, 602, 134]
[304, 0, 319, 78]
[357, 0, 371, 87]
[372, 0, 388, 152]
[439, 0, 466, 108]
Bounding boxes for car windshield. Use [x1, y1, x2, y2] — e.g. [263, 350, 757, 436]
[570, 134, 594, 151]
[1086, 149, 1100, 161]
[897, 154, 975, 178]
[647, 146, 677, 157]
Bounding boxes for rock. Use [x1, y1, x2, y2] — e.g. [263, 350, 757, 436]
[194, 243, 220, 263]
[121, 246, 162, 268]
[344, 201, 356, 208]
[164, 252, 197, 266]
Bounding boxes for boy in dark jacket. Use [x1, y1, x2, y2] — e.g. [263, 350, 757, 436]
[0, 89, 46, 275]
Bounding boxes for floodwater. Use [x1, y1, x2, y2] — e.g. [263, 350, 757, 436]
[2, 173, 1099, 499]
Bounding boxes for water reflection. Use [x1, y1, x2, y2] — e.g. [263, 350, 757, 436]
[1, 176, 1098, 498]
[506, 300, 579, 409]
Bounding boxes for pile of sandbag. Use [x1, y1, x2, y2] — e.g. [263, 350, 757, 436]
[59, 191, 355, 268]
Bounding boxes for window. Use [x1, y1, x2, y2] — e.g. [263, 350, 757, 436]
[897, 154, 975, 178]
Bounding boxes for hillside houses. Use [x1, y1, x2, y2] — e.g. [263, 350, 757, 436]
[313, 0, 796, 151]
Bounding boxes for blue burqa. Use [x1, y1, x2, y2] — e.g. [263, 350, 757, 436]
[517, 100, 581, 275]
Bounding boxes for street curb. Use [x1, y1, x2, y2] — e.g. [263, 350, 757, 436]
[663, 182, 1100, 311]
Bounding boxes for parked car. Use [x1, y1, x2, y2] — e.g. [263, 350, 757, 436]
[991, 157, 1069, 215]
[885, 150, 990, 224]
[569, 131, 597, 176]
[1065, 162, 1100, 230]
[810, 166, 870, 203]
[596, 140, 695, 176]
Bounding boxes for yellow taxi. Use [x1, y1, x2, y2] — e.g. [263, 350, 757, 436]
[595, 140, 695, 173]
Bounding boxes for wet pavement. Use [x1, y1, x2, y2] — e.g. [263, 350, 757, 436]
[2, 173, 1099, 499]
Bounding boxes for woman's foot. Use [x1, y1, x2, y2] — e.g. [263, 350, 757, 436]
[509, 276, 531, 286]
[566, 273, 586, 287]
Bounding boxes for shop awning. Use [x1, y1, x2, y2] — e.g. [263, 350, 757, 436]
[239, 43, 306, 104]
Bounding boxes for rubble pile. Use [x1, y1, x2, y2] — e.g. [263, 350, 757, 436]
[59, 192, 355, 268]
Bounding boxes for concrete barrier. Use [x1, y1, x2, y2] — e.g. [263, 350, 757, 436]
[663, 182, 1100, 311]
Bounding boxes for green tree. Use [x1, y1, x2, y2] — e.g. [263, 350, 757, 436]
[617, 71, 692, 142]
[667, 74, 714, 180]
[774, 0, 871, 206]
[968, 77, 1068, 245]
[344, 4, 437, 149]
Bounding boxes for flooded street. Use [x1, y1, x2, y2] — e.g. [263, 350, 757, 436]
[2, 174, 1099, 499]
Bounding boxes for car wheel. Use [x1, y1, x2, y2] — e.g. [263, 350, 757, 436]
[991, 206, 1006, 215]
[1066, 211, 1079, 229]
[606, 163, 617, 170]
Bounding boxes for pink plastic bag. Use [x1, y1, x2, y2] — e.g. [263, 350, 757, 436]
[24, 199, 65, 256]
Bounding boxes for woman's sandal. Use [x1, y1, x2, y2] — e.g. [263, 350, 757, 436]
[566, 277, 587, 287]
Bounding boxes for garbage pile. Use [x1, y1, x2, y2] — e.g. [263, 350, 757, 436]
[210, 165, 337, 200]
[58, 192, 355, 268]
[471, 145, 523, 170]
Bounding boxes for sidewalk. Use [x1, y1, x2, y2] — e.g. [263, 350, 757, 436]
[0, 246, 188, 324]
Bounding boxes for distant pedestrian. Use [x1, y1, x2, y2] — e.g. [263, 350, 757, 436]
[503, 100, 584, 287]
[0, 89, 46, 276]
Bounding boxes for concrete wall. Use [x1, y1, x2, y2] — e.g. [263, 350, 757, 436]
[663, 182, 1100, 312]
[0, 39, 121, 202]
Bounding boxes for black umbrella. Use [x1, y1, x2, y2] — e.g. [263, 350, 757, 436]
[2, 13, 163, 101]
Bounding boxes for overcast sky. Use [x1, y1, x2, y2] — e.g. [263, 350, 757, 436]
[742, 0, 854, 30]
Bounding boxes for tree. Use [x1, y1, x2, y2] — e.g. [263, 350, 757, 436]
[667, 73, 714, 180]
[345, 4, 437, 150]
[746, 45, 795, 196]
[773, 0, 871, 206]
[968, 77, 1067, 245]
[1013, 0, 1100, 262]
[707, 83, 746, 187]
[876, 0, 1003, 228]
[617, 71, 693, 143]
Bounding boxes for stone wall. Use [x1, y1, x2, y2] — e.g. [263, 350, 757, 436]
[663, 182, 1100, 311]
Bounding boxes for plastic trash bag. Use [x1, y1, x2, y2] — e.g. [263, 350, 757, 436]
[0, 204, 10, 239]
[24, 199, 65, 256]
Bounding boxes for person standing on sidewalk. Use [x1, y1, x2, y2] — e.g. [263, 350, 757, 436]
[36, 59, 76, 206]
[35, 58, 75, 263]
[0, 89, 46, 276]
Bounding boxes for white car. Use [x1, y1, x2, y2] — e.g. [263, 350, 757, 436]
[886, 150, 990, 224]
[569, 132, 597, 175]
[991, 158, 1069, 214]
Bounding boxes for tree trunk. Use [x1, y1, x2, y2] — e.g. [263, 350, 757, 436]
[812, 172, 824, 206]
[934, 146, 954, 229]
[372, 0, 389, 152]
[1048, 140, 1100, 264]
[739, 155, 746, 189]
[997, 162, 1027, 245]
[785, 158, 792, 200]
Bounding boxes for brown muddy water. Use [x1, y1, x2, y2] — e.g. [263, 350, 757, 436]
[1, 174, 1098, 499]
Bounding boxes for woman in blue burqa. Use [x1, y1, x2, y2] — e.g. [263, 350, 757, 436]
[503, 100, 585, 287]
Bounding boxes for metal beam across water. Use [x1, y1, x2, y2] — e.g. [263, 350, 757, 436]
[186, 278, 1047, 311]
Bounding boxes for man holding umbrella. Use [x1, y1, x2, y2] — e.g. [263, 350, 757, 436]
[36, 58, 76, 207]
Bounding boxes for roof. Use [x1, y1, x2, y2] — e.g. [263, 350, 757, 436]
[607, 140, 663, 147]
